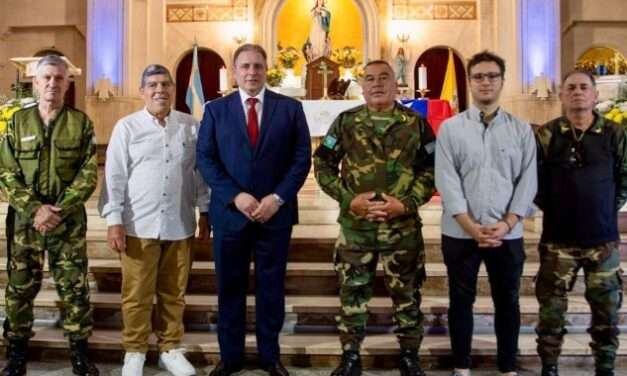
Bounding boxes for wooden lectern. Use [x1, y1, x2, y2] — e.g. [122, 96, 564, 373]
[305, 56, 339, 100]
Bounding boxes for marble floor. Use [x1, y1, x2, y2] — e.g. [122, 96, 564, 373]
[11, 362, 621, 376]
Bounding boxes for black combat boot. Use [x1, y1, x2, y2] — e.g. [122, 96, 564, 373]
[541, 364, 559, 376]
[69, 339, 99, 376]
[595, 368, 614, 376]
[399, 348, 426, 376]
[330, 350, 361, 376]
[0, 338, 28, 376]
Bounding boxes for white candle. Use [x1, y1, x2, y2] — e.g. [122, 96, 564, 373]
[418, 65, 427, 90]
[219, 67, 228, 92]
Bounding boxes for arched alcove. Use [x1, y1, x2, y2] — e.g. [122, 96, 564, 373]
[414, 47, 467, 111]
[174, 48, 226, 113]
[575, 46, 626, 75]
[259, 0, 379, 67]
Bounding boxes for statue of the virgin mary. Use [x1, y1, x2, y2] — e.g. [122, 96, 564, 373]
[303, 0, 331, 60]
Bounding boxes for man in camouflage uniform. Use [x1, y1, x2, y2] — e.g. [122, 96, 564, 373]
[314, 60, 435, 376]
[0, 55, 99, 376]
[535, 70, 627, 376]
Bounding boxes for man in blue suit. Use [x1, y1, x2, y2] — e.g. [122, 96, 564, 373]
[197, 44, 311, 376]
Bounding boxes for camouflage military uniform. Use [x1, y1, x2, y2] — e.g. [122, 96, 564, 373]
[0, 105, 97, 341]
[535, 114, 627, 371]
[314, 103, 435, 351]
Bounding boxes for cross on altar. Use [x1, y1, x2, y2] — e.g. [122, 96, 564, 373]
[317, 61, 332, 100]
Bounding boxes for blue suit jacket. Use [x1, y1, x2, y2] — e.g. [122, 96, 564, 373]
[197, 89, 312, 231]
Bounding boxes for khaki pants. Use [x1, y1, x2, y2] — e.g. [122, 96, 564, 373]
[120, 236, 193, 352]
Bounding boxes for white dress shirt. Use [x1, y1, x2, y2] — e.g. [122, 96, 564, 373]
[239, 87, 265, 126]
[99, 108, 210, 240]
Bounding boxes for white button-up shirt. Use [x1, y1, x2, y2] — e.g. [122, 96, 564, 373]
[239, 87, 265, 126]
[99, 108, 210, 240]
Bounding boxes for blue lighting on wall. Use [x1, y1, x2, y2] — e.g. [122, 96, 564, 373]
[520, 0, 558, 90]
[87, 0, 124, 90]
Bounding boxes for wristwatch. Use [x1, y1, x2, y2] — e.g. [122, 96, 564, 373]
[272, 193, 285, 206]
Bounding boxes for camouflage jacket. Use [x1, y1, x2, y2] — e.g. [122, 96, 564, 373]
[314, 103, 435, 231]
[0, 105, 97, 219]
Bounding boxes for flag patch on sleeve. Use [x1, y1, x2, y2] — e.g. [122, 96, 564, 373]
[322, 135, 337, 150]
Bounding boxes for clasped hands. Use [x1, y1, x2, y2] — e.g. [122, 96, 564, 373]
[234, 192, 279, 224]
[349, 192, 406, 222]
[468, 222, 509, 248]
[33, 204, 62, 234]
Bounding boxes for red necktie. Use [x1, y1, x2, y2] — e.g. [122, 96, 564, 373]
[246, 97, 259, 146]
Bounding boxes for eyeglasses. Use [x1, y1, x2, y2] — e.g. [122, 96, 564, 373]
[569, 141, 585, 168]
[470, 72, 502, 82]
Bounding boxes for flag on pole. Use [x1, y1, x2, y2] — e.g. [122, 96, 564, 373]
[440, 48, 459, 113]
[185, 43, 205, 120]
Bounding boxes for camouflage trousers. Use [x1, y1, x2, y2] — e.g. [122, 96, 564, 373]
[535, 242, 623, 371]
[3, 207, 93, 342]
[334, 226, 426, 352]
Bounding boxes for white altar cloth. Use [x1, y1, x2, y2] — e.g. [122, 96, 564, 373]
[301, 100, 364, 137]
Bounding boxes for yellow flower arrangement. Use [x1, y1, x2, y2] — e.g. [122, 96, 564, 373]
[266, 66, 286, 87]
[351, 65, 365, 80]
[0, 97, 36, 135]
[277, 45, 300, 69]
[333, 46, 361, 69]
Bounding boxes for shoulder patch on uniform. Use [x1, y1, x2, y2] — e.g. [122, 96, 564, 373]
[91, 135, 98, 145]
[424, 141, 435, 154]
[322, 135, 337, 149]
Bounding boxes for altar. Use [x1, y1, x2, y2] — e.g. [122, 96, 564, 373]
[302, 99, 364, 137]
[300, 98, 454, 137]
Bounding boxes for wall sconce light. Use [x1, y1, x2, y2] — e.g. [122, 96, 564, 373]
[529, 73, 553, 100]
[95, 77, 116, 101]
[229, 21, 251, 45]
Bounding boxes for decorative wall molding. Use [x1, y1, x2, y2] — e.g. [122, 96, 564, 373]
[167, 1, 248, 22]
[392, 0, 476, 20]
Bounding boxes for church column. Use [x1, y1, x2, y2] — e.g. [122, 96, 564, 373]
[146, 0, 166, 69]
[520, 0, 560, 93]
[87, 0, 124, 95]
[495, 0, 561, 124]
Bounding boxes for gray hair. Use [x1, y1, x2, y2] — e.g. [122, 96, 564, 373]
[140, 64, 174, 88]
[36, 55, 69, 77]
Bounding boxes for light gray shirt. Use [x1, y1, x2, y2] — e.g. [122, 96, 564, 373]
[435, 105, 537, 239]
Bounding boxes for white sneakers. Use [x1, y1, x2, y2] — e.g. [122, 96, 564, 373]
[122, 352, 146, 376]
[159, 348, 197, 376]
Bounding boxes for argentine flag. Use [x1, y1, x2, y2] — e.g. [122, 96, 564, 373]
[185, 44, 205, 120]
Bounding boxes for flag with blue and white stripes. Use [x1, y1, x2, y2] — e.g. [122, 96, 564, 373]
[185, 44, 205, 120]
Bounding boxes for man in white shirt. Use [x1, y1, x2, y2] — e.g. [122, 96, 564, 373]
[99, 64, 210, 376]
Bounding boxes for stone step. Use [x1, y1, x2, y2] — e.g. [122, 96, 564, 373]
[21, 328, 627, 369]
[7, 290, 625, 331]
[87, 260, 627, 297]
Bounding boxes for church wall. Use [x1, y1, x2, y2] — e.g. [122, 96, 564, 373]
[561, 0, 627, 76]
[0, 0, 86, 109]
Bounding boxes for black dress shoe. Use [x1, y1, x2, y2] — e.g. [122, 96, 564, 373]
[596, 369, 614, 376]
[330, 351, 362, 376]
[541, 365, 559, 376]
[264, 362, 289, 376]
[399, 349, 426, 376]
[209, 361, 243, 376]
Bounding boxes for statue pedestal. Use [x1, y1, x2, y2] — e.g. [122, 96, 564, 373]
[596, 75, 627, 101]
